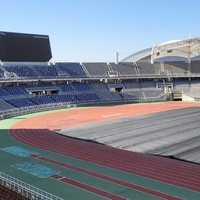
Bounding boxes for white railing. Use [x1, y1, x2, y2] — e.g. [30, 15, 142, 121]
[0, 103, 73, 120]
[0, 172, 63, 200]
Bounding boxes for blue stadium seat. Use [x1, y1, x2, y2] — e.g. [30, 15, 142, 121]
[56, 63, 87, 78]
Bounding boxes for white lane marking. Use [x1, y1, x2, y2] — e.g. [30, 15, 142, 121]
[102, 113, 123, 118]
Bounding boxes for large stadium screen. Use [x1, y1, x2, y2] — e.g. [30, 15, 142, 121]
[0, 31, 52, 62]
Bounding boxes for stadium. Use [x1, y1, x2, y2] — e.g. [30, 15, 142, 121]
[1, 31, 200, 199]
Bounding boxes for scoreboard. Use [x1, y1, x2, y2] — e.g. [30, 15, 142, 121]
[0, 31, 52, 62]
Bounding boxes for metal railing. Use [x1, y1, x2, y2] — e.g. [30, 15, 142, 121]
[0, 96, 167, 120]
[0, 102, 73, 120]
[0, 172, 63, 200]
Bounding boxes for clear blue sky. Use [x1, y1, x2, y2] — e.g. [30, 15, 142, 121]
[0, 0, 200, 62]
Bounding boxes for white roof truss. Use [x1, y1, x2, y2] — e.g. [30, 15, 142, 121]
[151, 37, 200, 63]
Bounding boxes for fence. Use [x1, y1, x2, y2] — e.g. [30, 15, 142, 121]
[0, 94, 167, 120]
[0, 172, 63, 200]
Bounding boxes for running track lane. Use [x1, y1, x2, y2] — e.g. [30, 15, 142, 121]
[32, 155, 181, 200]
[51, 174, 126, 200]
[9, 128, 200, 193]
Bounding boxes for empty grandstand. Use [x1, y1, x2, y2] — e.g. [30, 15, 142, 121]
[1, 35, 200, 134]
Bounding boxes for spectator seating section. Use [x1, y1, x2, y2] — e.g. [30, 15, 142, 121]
[191, 61, 200, 74]
[90, 82, 121, 101]
[2, 61, 199, 79]
[3, 60, 200, 110]
[51, 94, 78, 103]
[5, 98, 36, 108]
[31, 65, 58, 78]
[90, 82, 109, 91]
[140, 81, 156, 89]
[190, 80, 200, 88]
[137, 61, 156, 75]
[4, 86, 27, 95]
[30, 96, 56, 105]
[71, 82, 92, 91]
[0, 67, 5, 78]
[153, 62, 162, 74]
[185, 90, 200, 98]
[173, 80, 190, 91]
[22, 84, 59, 93]
[3, 63, 88, 79]
[96, 90, 119, 100]
[143, 90, 163, 98]
[123, 82, 141, 90]
[0, 100, 15, 110]
[164, 61, 188, 75]
[83, 63, 110, 77]
[0, 88, 11, 97]
[4, 65, 38, 78]
[58, 84, 75, 92]
[56, 63, 87, 78]
[110, 62, 137, 76]
[122, 90, 145, 99]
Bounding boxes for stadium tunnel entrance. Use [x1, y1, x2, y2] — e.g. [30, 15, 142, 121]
[172, 92, 182, 101]
[107, 83, 124, 93]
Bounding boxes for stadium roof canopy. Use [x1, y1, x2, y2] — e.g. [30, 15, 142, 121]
[151, 37, 200, 64]
[121, 48, 152, 62]
[121, 37, 200, 63]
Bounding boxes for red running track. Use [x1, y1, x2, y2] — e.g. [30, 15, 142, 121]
[9, 127, 200, 194]
[32, 155, 181, 200]
[51, 174, 126, 200]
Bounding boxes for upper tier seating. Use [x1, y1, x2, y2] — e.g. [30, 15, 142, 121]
[31, 65, 58, 78]
[56, 63, 87, 78]
[109, 62, 137, 76]
[153, 62, 162, 74]
[3, 61, 200, 80]
[191, 61, 200, 74]
[3, 63, 87, 79]
[83, 63, 110, 77]
[164, 61, 189, 75]
[137, 61, 156, 75]
[4, 65, 38, 78]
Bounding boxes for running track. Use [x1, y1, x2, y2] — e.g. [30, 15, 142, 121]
[8, 102, 200, 199]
